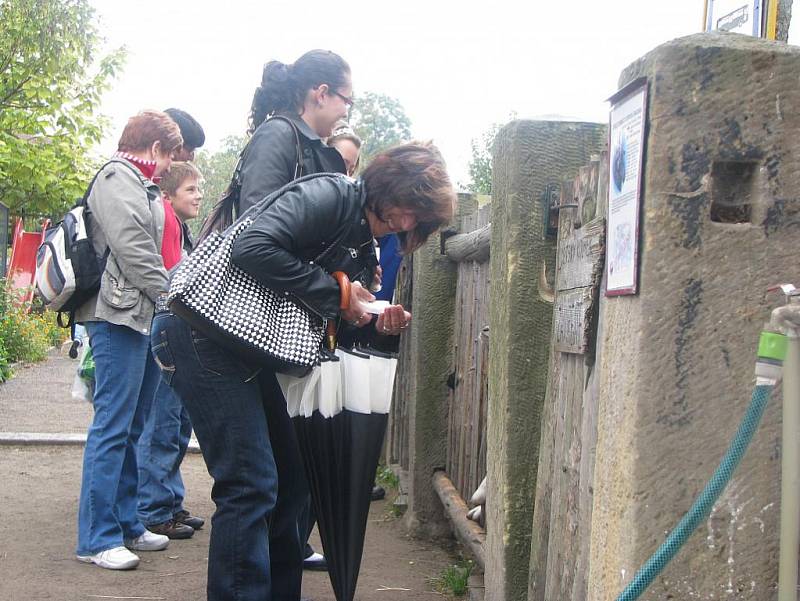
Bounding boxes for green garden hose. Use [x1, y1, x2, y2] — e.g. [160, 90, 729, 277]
[615, 329, 787, 601]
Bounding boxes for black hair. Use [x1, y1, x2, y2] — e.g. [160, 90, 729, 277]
[248, 49, 350, 134]
[164, 108, 205, 150]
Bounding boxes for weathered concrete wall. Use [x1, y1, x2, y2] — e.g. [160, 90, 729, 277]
[588, 33, 800, 600]
[404, 193, 477, 538]
[486, 121, 606, 601]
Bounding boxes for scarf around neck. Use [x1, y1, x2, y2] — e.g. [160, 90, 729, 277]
[114, 151, 158, 181]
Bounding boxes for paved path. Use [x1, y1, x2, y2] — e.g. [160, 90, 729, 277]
[0, 351, 458, 601]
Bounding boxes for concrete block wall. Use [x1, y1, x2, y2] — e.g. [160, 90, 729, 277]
[588, 33, 800, 600]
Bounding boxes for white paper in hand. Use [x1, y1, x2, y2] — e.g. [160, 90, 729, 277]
[362, 300, 391, 315]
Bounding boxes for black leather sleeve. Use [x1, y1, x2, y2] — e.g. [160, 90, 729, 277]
[238, 119, 298, 214]
[230, 178, 349, 319]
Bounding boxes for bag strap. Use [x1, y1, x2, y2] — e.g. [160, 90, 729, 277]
[270, 115, 304, 180]
[81, 158, 152, 254]
[53, 159, 150, 330]
[198, 115, 304, 242]
[77, 159, 146, 209]
[226, 172, 359, 271]
[236, 172, 345, 228]
[231, 115, 303, 191]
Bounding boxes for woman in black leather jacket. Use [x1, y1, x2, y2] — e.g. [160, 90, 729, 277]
[152, 142, 455, 601]
[201, 50, 351, 235]
[237, 49, 351, 214]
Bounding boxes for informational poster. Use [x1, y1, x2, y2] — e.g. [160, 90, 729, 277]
[606, 79, 647, 296]
[704, 0, 762, 36]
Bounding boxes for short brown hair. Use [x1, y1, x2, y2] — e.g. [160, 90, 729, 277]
[159, 162, 202, 197]
[117, 110, 183, 154]
[361, 141, 456, 253]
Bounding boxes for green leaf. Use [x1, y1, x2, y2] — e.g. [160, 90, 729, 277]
[0, 0, 126, 216]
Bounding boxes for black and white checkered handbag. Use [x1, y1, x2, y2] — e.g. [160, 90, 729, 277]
[168, 215, 324, 377]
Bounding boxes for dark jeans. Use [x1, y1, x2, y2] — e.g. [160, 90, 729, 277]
[151, 313, 308, 601]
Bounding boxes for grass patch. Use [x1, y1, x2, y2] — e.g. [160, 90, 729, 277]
[386, 501, 405, 519]
[429, 560, 474, 598]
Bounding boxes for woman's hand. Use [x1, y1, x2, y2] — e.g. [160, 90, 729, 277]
[375, 305, 412, 336]
[341, 281, 375, 328]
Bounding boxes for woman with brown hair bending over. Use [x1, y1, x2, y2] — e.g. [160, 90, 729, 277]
[153, 141, 455, 600]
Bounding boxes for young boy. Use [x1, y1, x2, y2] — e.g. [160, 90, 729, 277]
[137, 162, 205, 538]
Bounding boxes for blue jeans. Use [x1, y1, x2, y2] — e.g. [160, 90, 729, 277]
[76, 320, 159, 555]
[136, 374, 192, 526]
[152, 312, 308, 601]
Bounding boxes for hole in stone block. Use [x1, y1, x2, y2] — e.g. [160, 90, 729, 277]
[709, 161, 757, 224]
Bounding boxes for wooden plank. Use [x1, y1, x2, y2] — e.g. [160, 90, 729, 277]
[544, 354, 584, 599]
[529, 346, 559, 601]
[444, 203, 493, 502]
[444, 223, 491, 263]
[553, 166, 606, 355]
[432, 470, 486, 569]
[555, 219, 605, 292]
[554, 289, 593, 354]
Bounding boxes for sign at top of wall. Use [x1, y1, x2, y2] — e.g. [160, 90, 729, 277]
[704, 0, 779, 38]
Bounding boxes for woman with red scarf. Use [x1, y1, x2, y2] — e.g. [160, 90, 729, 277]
[73, 110, 183, 571]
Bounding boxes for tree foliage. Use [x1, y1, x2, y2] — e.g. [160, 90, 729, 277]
[464, 114, 516, 195]
[0, 0, 125, 218]
[349, 92, 412, 165]
[465, 126, 497, 195]
[192, 135, 246, 235]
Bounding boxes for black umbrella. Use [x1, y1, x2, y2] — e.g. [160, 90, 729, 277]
[279, 346, 397, 601]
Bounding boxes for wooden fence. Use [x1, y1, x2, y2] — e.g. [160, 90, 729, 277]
[383, 143, 608, 595]
[446, 203, 491, 502]
[386, 256, 413, 474]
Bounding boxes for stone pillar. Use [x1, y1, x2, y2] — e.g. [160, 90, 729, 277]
[403, 193, 477, 537]
[588, 33, 800, 601]
[486, 120, 606, 601]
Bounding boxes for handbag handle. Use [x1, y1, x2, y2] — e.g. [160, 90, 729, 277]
[327, 271, 351, 351]
[331, 271, 351, 310]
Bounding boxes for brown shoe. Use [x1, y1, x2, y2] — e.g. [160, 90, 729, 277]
[174, 509, 204, 530]
[147, 520, 194, 539]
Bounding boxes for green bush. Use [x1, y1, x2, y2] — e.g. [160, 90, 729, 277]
[0, 282, 68, 372]
[0, 338, 12, 382]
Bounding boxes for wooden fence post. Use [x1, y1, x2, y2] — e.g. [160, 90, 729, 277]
[486, 120, 606, 601]
[403, 192, 478, 537]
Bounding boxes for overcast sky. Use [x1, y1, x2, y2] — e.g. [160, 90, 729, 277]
[90, 0, 798, 184]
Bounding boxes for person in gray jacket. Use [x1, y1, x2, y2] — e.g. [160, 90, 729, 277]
[74, 110, 183, 571]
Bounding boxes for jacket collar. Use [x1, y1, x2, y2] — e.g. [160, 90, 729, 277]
[108, 157, 160, 194]
[276, 112, 321, 142]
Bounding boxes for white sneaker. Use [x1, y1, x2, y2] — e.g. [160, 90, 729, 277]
[124, 530, 169, 551]
[76, 546, 140, 570]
